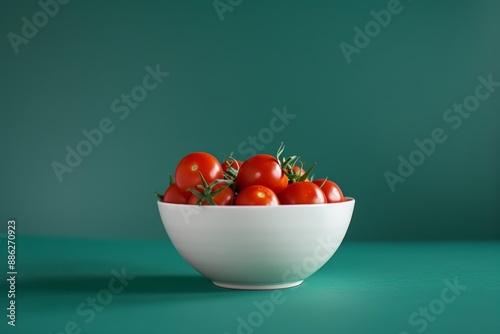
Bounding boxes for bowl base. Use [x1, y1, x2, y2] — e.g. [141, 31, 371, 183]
[212, 280, 303, 290]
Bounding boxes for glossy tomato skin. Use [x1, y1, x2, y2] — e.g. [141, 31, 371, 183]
[163, 184, 191, 204]
[312, 179, 344, 203]
[237, 154, 288, 194]
[188, 183, 234, 205]
[278, 182, 327, 205]
[175, 152, 223, 192]
[235, 185, 280, 206]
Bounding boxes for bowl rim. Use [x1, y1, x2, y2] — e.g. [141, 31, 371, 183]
[157, 197, 355, 209]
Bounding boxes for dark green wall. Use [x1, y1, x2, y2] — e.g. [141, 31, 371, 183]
[1, 0, 499, 240]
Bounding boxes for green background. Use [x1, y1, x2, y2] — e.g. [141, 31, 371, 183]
[1, 0, 499, 241]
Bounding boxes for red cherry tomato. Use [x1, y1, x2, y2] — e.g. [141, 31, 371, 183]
[237, 154, 288, 194]
[222, 160, 243, 173]
[175, 152, 223, 192]
[235, 185, 280, 206]
[188, 183, 234, 205]
[312, 179, 344, 203]
[278, 182, 327, 205]
[291, 165, 305, 175]
[286, 165, 310, 181]
[163, 183, 191, 204]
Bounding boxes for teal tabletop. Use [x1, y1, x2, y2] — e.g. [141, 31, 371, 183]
[3, 237, 499, 334]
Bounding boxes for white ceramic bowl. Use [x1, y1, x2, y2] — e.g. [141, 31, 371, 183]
[157, 198, 355, 290]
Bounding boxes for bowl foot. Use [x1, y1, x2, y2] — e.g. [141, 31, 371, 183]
[212, 280, 303, 290]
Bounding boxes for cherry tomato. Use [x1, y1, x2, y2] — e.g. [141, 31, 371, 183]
[312, 179, 344, 203]
[188, 183, 234, 206]
[163, 183, 191, 204]
[278, 182, 327, 205]
[237, 154, 288, 194]
[222, 160, 243, 173]
[175, 152, 223, 192]
[235, 185, 280, 206]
